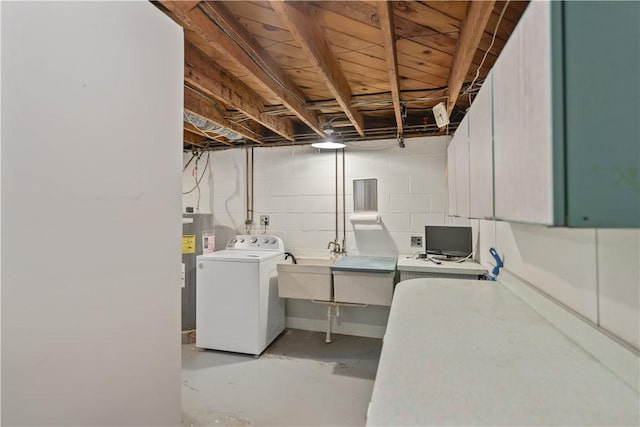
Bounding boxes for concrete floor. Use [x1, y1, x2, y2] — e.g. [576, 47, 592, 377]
[181, 329, 382, 426]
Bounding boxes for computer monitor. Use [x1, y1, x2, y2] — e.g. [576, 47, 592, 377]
[425, 226, 472, 258]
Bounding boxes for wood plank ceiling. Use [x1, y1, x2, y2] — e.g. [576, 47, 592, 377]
[153, 1, 529, 150]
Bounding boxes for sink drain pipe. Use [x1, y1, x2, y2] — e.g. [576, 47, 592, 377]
[312, 300, 368, 343]
[326, 305, 332, 343]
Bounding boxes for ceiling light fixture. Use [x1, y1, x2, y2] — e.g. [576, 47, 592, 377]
[311, 125, 345, 149]
[311, 139, 346, 150]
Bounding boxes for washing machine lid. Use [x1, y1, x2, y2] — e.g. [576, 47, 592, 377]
[197, 249, 284, 263]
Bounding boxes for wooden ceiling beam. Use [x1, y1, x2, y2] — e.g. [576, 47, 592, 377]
[377, 1, 403, 136]
[184, 87, 263, 145]
[183, 130, 208, 148]
[198, 2, 307, 104]
[184, 122, 207, 137]
[159, 1, 323, 137]
[183, 123, 234, 147]
[313, 2, 484, 63]
[446, 1, 496, 116]
[270, 1, 365, 137]
[184, 41, 294, 141]
[184, 126, 231, 147]
[176, 1, 200, 13]
[184, 130, 236, 149]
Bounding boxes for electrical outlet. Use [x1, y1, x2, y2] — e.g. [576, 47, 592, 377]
[260, 215, 270, 226]
[411, 236, 422, 248]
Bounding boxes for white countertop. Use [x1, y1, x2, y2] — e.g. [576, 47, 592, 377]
[397, 256, 487, 275]
[367, 279, 639, 426]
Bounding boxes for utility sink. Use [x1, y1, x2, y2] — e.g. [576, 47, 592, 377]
[331, 256, 398, 306]
[277, 258, 335, 301]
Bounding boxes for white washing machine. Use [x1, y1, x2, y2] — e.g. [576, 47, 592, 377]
[196, 234, 285, 355]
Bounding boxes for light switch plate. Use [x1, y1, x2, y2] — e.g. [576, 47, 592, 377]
[411, 236, 422, 247]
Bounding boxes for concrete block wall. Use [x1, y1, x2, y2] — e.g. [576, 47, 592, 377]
[182, 136, 466, 258]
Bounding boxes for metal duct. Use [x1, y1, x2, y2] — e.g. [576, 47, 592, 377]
[183, 110, 244, 141]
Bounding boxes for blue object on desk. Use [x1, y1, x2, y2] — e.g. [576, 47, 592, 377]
[486, 248, 503, 281]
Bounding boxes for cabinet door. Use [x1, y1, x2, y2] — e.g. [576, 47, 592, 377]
[563, 1, 640, 227]
[493, 2, 555, 224]
[447, 139, 457, 216]
[454, 115, 470, 217]
[468, 73, 494, 219]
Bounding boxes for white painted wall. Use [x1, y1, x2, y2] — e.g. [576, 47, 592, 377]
[183, 136, 471, 337]
[0, 3, 3, 420]
[478, 220, 640, 350]
[2, 3, 183, 425]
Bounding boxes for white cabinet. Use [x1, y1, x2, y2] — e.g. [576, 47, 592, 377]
[454, 115, 470, 218]
[493, 2, 555, 224]
[447, 112, 470, 219]
[491, 1, 639, 227]
[448, 2, 639, 227]
[447, 140, 457, 216]
[468, 72, 494, 219]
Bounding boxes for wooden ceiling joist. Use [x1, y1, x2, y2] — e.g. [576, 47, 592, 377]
[160, 1, 324, 137]
[313, 2, 481, 64]
[184, 121, 208, 137]
[183, 130, 208, 148]
[184, 41, 294, 141]
[183, 122, 234, 147]
[153, 0, 527, 146]
[377, 1, 403, 136]
[197, 2, 308, 105]
[446, 1, 496, 115]
[270, 1, 365, 137]
[184, 87, 263, 145]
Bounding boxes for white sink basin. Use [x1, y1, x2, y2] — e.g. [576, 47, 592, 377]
[277, 258, 334, 301]
[333, 270, 395, 306]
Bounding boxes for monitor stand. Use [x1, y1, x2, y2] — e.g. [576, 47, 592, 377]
[432, 255, 467, 262]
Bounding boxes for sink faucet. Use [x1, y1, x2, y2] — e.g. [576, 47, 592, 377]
[328, 240, 345, 256]
[327, 240, 341, 255]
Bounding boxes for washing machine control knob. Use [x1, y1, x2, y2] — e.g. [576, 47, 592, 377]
[270, 238, 277, 244]
[263, 238, 269, 244]
[231, 238, 237, 243]
[250, 237, 258, 243]
[239, 238, 245, 243]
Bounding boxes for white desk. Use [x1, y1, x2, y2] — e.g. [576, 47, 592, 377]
[396, 256, 487, 280]
[367, 279, 639, 426]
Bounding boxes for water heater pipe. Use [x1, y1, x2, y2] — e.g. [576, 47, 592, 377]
[251, 148, 254, 226]
[335, 150, 339, 244]
[245, 148, 254, 232]
[342, 148, 346, 252]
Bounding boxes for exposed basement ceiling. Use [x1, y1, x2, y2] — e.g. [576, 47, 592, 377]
[153, 1, 529, 150]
